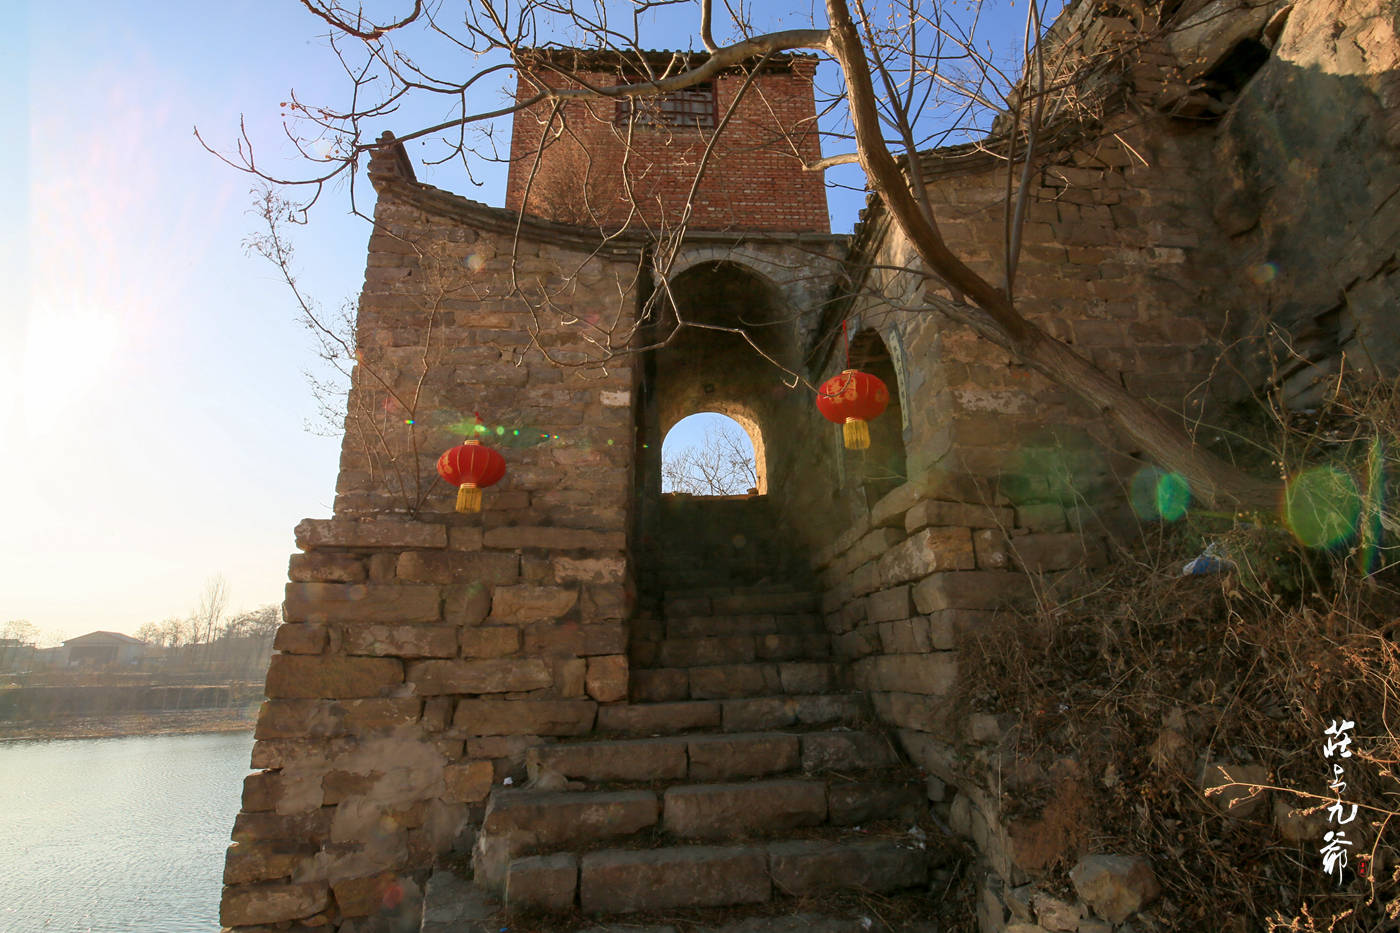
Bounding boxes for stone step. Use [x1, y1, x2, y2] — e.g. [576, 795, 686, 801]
[720, 693, 868, 732]
[473, 788, 659, 886]
[631, 635, 833, 669]
[663, 612, 827, 639]
[629, 663, 842, 700]
[526, 729, 906, 786]
[663, 592, 821, 617]
[503, 835, 930, 915]
[596, 700, 722, 736]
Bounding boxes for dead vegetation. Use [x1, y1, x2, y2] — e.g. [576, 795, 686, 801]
[959, 374, 1400, 930]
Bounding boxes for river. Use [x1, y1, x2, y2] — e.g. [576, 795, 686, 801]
[0, 730, 254, 932]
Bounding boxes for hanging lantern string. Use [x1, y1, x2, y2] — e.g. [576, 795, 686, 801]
[842, 319, 850, 368]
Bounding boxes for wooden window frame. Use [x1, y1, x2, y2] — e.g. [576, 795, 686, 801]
[615, 83, 716, 129]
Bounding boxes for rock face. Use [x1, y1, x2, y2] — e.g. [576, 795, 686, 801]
[1069, 854, 1162, 924]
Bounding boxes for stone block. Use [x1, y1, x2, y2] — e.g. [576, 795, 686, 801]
[629, 668, 688, 702]
[265, 655, 403, 699]
[296, 518, 445, 549]
[579, 846, 770, 913]
[220, 881, 330, 927]
[1012, 533, 1107, 572]
[597, 701, 721, 735]
[1014, 503, 1067, 532]
[443, 761, 494, 803]
[1068, 854, 1160, 924]
[490, 584, 579, 622]
[289, 552, 367, 583]
[254, 698, 421, 739]
[580, 584, 628, 621]
[658, 636, 755, 667]
[273, 623, 327, 655]
[878, 528, 976, 586]
[454, 699, 597, 736]
[483, 526, 625, 551]
[408, 659, 552, 695]
[912, 572, 1031, 613]
[873, 692, 951, 734]
[868, 586, 914, 623]
[1199, 761, 1269, 819]
[689, 664, 780, 699]
[662, 780, 826, 839]
[448, 526, 484, 550]
[973, 529, 1012, 570]
[399, 551, 520, 586]
[585, 654, 628, 702]
[768, 839, 927, 895]
[284, 582, 441, 624]
[869, 482, 923, 528]
[778, 662, 837, 694]
[342, 623, 458, 658]
[800, 731, 897, 772]
[522, 622, 626, 656]
[552, 555, 625, 583]
[332, 871, 402, 918]
[722, 694, 865, 732]
[857, 653, 958, 696]
[828, 782, 923, 825]
[686, 733, 800, 781]
[483, 789, 658, 853]
[529, 737, 688, 783]
[223, 841, 307, 885]
[904, 499, 1014, 533]
[755, 634, 828, 661]
[460, 626, 520, 658]
[507, 853, 578, 913]
[444, 583, 492, 626]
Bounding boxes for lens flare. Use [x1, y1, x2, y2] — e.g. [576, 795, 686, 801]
[1284, 466, 1361, 548]
[1130, 466, 1191, 521]
[1247, 262, 1278, 286]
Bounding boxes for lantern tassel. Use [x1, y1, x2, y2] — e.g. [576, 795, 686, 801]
[843, 418, 871, 450]
[456, 484, 483, 513]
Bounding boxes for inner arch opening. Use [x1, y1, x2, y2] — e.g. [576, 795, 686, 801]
[661, 411, 766, 496]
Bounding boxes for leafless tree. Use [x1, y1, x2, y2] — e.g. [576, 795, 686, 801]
[662, 420, 759, 495]
[191, 574, 229, 647]
[223, 604, 281, 641]
[203, 0, 1276, 509]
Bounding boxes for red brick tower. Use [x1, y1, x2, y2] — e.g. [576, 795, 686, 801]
[504, 49, 829, 233]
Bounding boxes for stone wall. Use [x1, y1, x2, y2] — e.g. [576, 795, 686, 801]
[219, 151, 643, 931]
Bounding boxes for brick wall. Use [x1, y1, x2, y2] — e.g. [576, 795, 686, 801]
[504, 53, 829, 233]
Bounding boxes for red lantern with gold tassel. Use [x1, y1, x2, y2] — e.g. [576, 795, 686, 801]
[436, 439, 507, 513]
[816, 369, 890, 450]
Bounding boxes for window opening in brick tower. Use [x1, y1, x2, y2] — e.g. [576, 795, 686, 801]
[848, 329, 907, 506]
[615, 83, 717, 128]
[661, 412, 763, 496]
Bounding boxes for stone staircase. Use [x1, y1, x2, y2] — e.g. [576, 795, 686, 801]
[419, 586, 936, 930]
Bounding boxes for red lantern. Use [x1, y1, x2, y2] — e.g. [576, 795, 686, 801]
[816, 369, 890, 450]
[436, 439, 507, 513]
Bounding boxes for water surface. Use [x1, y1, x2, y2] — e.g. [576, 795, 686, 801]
[0, 730, 253, 932]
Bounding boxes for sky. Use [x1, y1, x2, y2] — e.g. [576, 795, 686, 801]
[4, 0, 1034, 643]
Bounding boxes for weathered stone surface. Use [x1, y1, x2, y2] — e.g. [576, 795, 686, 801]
[629, 667, 689, 702]
[254, 698, 421, 738]
[296, 518, 445, 550]
[523, 622, 626, 656]
[579, 846, 769, 913]
[529, 737, 688, 782]
[507, 853, 578, 913]
[854, 653, 958, 696]
[443, 761, 494, 803]
[483, 526, 625, 551]
[778, 662, 837, 694]
[721, 694, 865, 732]
[1068, 854, 1160, 924]
[273, 623, 327, 655]
[284, 583, 441, 624]
[289, 552, 367, 583]
[1011, 533, 1107, 572]
[491, 584, 579, 622]
[597, 701, 721, 735]
[658, 636, 755, 667]
[800, 731, 897, 772]
[1274, 793, 1329, 844]
[444, 582, 492, 626]
[912, 572, 1032, 613]
[869, 482, 923, 528]
[768, 839, 927, 895]
[398, 550, 520, 585]
[904, 499, 1014, 533]
[484, 789, 658, 853]
[342, 623, 458, 658]
[265, 655, 403, 699]
[972, 529, 1012, 569]
[408, 658, 553, 695]
[827, 781, 923, 825]
[332, 871, 403, 918]
[552, 555, 626, 583]
[662, 780, 826, 839]
[220, 881, 330, 926]
[686, 733, 800, 781]
[689, 664, 780, 699]
[454, 699, 597, 736]
[877, 528, 976, 586]
[459, 626, 520, 658]
[223, 841, 308, 885]
[586, 654, 628, 702]
[867, 586, 913, 623]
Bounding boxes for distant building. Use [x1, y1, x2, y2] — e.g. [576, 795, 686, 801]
[62, 631, 146, 667]
[0, 638, 36, 673]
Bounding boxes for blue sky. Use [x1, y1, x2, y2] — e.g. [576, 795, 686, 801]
[4, 0, 1034, 640]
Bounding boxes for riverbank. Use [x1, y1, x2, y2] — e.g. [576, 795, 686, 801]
[0, 705, 258, 741]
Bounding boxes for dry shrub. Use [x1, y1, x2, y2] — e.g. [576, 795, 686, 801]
[960, 375, 1400, 930]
